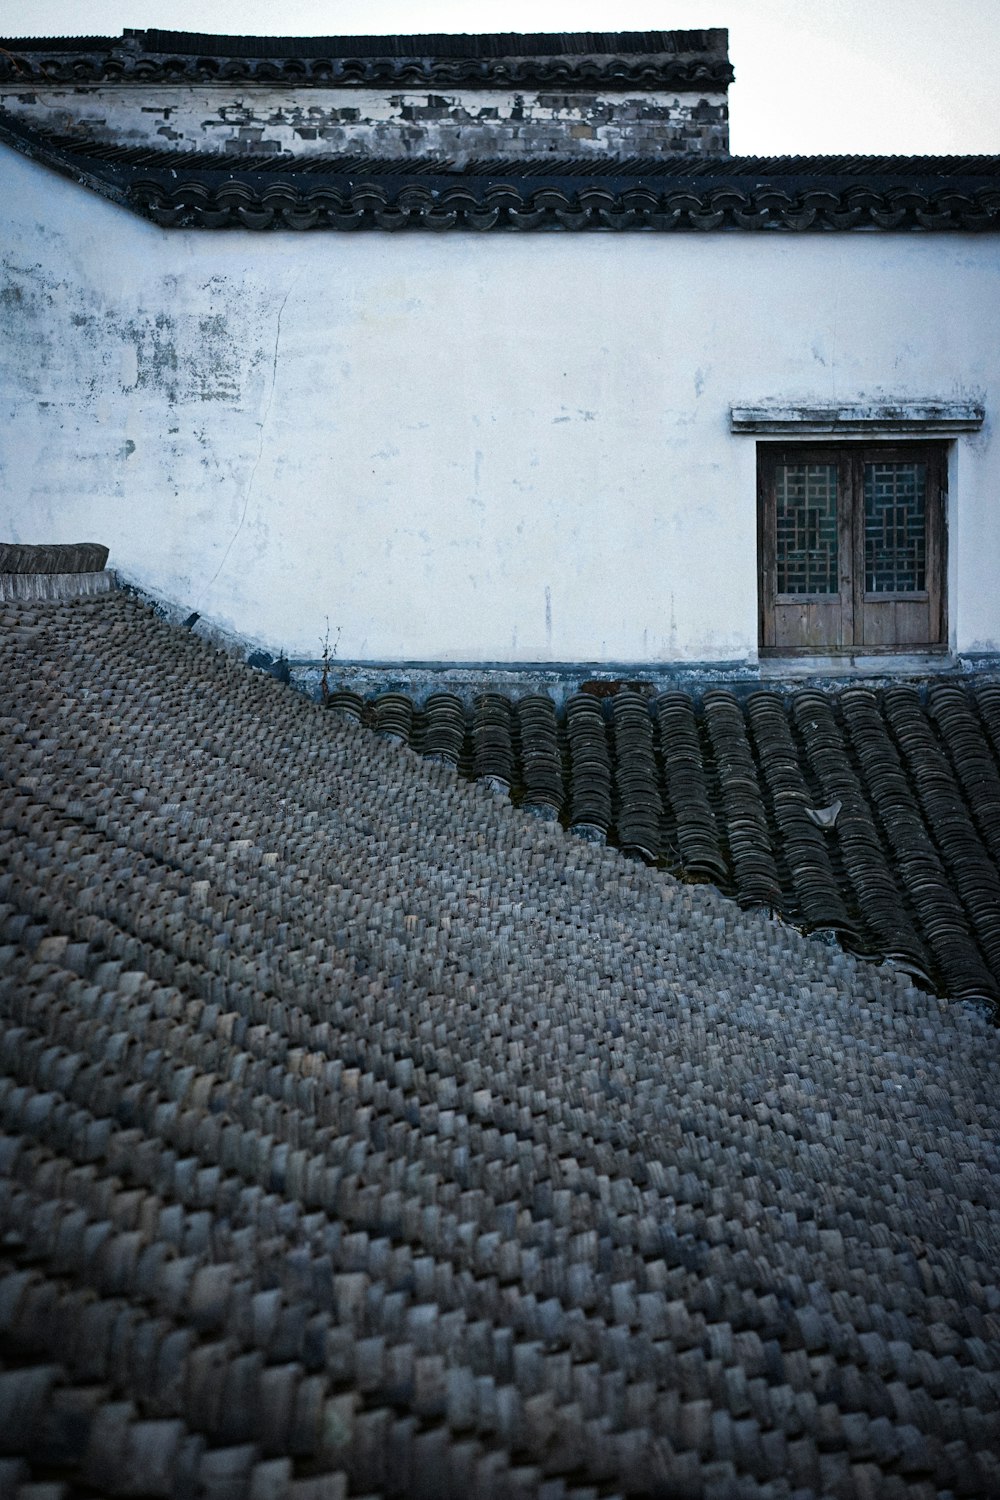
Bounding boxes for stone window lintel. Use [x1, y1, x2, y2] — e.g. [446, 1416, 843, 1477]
[730, 402, 985, 436]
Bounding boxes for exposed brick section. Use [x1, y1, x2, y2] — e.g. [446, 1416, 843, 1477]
[0, 87, 729, 163]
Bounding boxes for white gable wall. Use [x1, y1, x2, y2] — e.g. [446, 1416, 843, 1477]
[1, 145, 997, 661]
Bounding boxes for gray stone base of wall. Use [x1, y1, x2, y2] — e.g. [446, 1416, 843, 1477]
[0, 570, 116, 602]
[286, 654, 1000, 707]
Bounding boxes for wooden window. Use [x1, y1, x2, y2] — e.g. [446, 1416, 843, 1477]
[758, 443, 947, 655]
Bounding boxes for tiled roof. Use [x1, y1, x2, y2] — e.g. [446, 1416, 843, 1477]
[322, 677, 1000, 1007]
[3, 115, 999, 231]
[0, 543, 109, 574]
[0, 28, 732, 89]
[2, 593, 999, 1497]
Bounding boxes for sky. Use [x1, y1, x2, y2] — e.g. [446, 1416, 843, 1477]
[2, 0, 998, 157]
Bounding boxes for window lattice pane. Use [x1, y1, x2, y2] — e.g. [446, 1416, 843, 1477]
[776, 464, 838, 595]
[864, 462, 926, 593]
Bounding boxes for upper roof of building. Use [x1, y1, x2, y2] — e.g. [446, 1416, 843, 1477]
[0, 27, 733, 89]
[4, 27, 1000, 228]
[2, 589, 999, 1496]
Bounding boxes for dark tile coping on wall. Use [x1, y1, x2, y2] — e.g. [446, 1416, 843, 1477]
[0, 27, 732, 89]
[2, 113, 999, 230]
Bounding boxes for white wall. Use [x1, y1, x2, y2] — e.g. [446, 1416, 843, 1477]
[1, 144, 997, 662]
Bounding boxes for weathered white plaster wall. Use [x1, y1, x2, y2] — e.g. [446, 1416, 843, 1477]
[0, 85, 728, 160]
[1, 144, 996, 662]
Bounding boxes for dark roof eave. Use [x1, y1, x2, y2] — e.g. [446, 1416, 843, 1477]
[2, 119, 999, 232]
[0, 113, 134, 216]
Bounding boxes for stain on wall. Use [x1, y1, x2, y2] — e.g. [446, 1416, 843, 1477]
[1, 260, 255, 408]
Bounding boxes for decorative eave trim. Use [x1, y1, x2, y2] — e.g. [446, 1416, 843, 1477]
[0, 56, 734, 90]
[3, 119, 1000, 233]
[105, 178, 1000, 233]
[731, 402, 987, 435]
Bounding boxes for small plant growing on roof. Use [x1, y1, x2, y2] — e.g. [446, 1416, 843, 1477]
[319, 615, 341, 706]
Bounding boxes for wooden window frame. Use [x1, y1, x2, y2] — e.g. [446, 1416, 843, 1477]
[757, 440, 948, 657]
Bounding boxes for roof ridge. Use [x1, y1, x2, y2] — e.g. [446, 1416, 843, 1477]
[2, 26, 728, 58]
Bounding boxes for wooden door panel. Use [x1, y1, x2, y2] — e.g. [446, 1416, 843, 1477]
[773, 599, 847, 651]
[859, 598, 933, 649]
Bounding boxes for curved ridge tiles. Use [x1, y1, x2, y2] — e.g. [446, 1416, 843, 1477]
[80, 176, 1000, 234]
